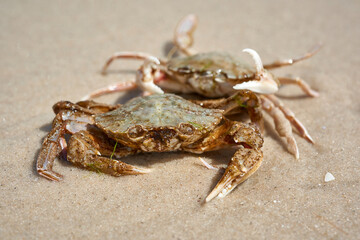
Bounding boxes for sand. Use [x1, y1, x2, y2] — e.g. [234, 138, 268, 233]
[1, 0, 359, 239]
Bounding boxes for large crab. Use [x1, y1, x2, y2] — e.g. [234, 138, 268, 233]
[37, 93, 264, 202]
[84, 15, 321, 159]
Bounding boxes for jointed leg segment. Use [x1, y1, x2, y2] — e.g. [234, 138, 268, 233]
[278, 77, 319, 97]
[101, 52, 162, 75]
[265, 94, 314, 144]
[68, 129, 149, 176]
[191, 90, 264, 133]
[206, 147, 263, 202]
[172, 14, 198, 56]
[37, 100, 148, 181]
[37, 115, 67, 181]
[185, 119, 263, 202]
[260, 96, 300, 159]
[83, 52, 166, 100]
[263, 44, 322, 69]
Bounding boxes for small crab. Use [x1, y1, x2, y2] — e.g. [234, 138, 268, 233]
[84, 14, 321, 159]
[37, 93, 264, 202]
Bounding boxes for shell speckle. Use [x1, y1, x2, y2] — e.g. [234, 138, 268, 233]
[167, 52, 256, 80]
[95, 94, 224, 135]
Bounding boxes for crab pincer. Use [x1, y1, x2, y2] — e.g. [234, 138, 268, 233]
[203, 122, 263, 202]
[37, 100, 149, 181]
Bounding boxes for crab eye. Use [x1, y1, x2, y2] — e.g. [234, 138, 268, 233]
[177, 66, 191, 73]
[179, 123, 195, 135]
[127, 125, 145, 138]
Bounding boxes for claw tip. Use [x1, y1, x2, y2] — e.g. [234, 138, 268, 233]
[242, 48, 264, 72]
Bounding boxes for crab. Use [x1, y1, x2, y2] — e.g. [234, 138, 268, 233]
[37, 93, 264, 202]
[84, 15, 320, 159]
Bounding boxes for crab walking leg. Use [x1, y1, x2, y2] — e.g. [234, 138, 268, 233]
[97, 51, 166, 98]
[261, 96, 299, 159]
[101, 51, 162, 74]
[191, 90, 264, 133]
[173, 14, 198, 56]
[68, 130, 149, 175]
[206, 148, 263, 202]
[37, 114, 92, 181]
[278, 77, 319, 97]
[198, 157, 220, 170]
[82, 81, 137, 100]
[263, 44, 322, 69]
[265, 94, 314, 144]
[37, 101, 121, 181]
[37, 118, 66, 181]
[83, 70, 167, 100]
[218, 91, 263, 132]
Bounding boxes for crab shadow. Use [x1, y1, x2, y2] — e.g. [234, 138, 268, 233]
[114, 88, 143, 104]
[99, 69, 137, 75]
[195, 149, 232, 193]
[118, 149, 234, 202]
[39, 122, 52, 132]
[163, 41, 180, 58]
[275, 93, 310, 100]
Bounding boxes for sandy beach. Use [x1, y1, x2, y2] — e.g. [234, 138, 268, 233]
[0, 0, 359, 239]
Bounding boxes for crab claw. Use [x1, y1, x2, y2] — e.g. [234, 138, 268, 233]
[206, 148, 263, 202]
[173, 14, 198, 56]
[136, 59, 164, 94]
[233, 48, 278, 94]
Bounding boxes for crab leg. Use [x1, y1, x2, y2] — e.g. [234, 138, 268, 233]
[184, 120, 263, 202]
[191, 90, 264, 133]
[172, 14, 198, 56]
[204, 121, 263, 202]
[37, 117, 66, 181]
[265, 94, 314, 144]
[84, 52, 166, 100]
[278, 77, 319, 97]
[206, 148, 263, 202]
[101, 51, 162, 74]
[135, 59, 165, 94]
[82, 81, 138, 100]
[263, 44, 322, 69]
[198, 157, 220, 170]
[68, 129, 149, 175]
[37, 114, 92, 181]
[260, 96, 299, 159]
[37, 101, 121, 181]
